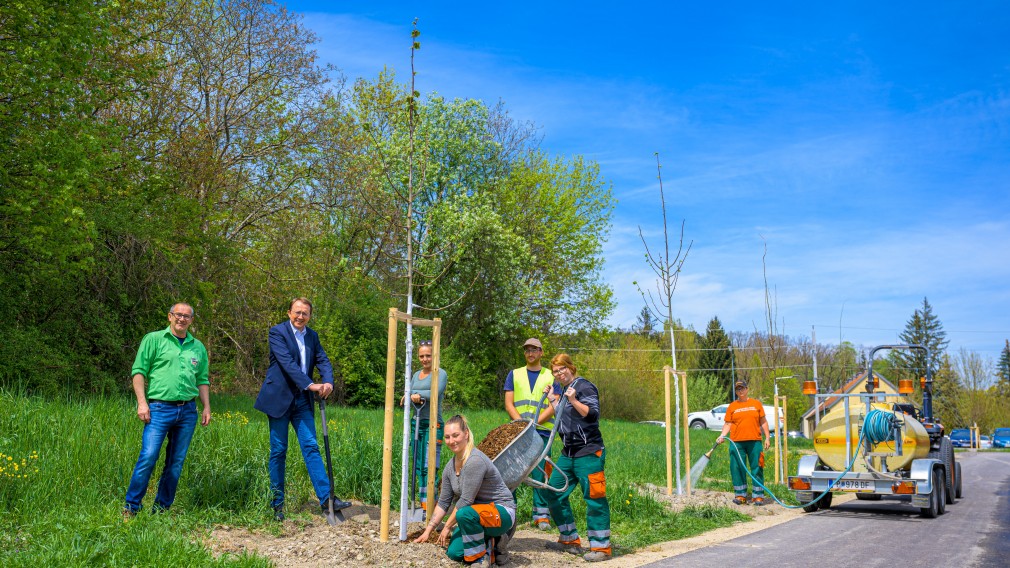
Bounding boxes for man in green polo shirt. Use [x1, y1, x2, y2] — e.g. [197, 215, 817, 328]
[123, 303, 211, 516]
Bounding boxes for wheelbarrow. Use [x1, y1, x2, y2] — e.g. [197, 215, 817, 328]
[491, 391, 570, 494]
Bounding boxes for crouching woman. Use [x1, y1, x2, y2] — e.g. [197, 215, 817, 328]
[414, 414, 515, 565]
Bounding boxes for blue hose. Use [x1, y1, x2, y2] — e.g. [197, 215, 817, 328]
[727, 409, 894, 509]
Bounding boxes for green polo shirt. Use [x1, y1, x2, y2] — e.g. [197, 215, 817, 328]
[131, 326, 210, 402]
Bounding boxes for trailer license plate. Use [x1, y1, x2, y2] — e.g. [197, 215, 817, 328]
[837, 480, 873, 492]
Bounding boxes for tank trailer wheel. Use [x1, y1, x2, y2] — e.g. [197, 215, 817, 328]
[955, 462, 963, 499]
[818, 491, 833, 510]
[929, 437, 956, 505]
[920, 468, 944, 518]
[801, 490, 833, 513]
[936, 468, 947, 515]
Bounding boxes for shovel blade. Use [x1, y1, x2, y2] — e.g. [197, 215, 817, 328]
[406, 508, 426, 523]
[324, 508, 346, 526]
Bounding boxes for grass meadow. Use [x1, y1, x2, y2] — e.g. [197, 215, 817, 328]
[0, 388, 811, 566]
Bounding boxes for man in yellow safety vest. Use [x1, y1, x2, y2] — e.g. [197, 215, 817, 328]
[504, 337, 561, 530]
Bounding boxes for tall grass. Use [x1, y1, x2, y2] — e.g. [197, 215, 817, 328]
[0, 390, 779, 565]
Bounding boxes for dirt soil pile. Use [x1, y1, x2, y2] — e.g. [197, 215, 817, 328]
[206, 488, 841, 567]
[477, 421, 527, 459]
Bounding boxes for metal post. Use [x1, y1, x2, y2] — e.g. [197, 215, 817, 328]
[773, 388, 781, 484]
[664, 366, 672, 495]
[813, 378, 820, 427]
[844, 396, 851, 466]
[782, 396, 789, 478]
[670, 327, 682, 496]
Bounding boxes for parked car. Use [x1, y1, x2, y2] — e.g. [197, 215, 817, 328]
[980, 435, 993, 449]
[770, 430, 807, 439]
[687, 403, 784, 431]
[949, 428, 977, 448]
[993, 427, 1010, 448]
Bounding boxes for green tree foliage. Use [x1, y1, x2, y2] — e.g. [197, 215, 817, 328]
[697, 316, 735, 394]
[895, 297, 949, 382]
[686, 374, 728, 412]
[580, 333, 667, 422]
[348, 75, 615, 398]
[2, 4, 616, 405]
[951, 347, 999, 433]
[996, 340, 1010, 398]
[819, 340, 859, 392]
[633, 307, 657, 336]
[930, 354, 963, 427]
[1, 0, 163, 393]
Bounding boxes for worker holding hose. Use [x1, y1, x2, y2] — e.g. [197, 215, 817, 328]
[414, 414, 515, 566]
[716, 381, 771, 505]
[405, 339, 448, 511]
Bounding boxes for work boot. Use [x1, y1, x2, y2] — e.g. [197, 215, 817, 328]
[536, 520, 551, 531]
[545, 541, 583, 555]
[122, 507, 137, 521]
[321, 496, 352, 515]
[732, 495, 747, 505]
[584, 551, 610, 562]
[272, 507, 285, 522]
[752, 497, 767, 506]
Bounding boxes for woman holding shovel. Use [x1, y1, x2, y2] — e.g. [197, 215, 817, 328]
[405, 340, 448, 512]
[414, 414, 515, 565]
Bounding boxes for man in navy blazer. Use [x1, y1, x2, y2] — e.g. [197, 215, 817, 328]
[254, 297, 350, 521]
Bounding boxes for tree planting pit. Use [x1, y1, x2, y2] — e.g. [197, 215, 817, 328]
[405, 527, 445, 546]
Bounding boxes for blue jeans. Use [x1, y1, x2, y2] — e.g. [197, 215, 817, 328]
[124, 400, 198, 512]
[268, 394, 330, 510]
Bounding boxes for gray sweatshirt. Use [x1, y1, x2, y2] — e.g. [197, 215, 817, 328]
[437, 448, 516, 522]
[410, 368, 448, 424]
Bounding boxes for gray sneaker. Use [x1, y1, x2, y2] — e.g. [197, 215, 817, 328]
[545, 541, 583, 555]
[584, 551, 610, 562]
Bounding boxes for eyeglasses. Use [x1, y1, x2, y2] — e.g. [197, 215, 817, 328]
[171, 312, 194, 320]
[290, 310, 310, 317]
[419, 340, 432, 346]
[524, 347, 541, 353]
[551, 367, 567, 376]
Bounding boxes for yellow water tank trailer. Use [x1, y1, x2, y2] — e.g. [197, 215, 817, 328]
[812, 401, 931, 472]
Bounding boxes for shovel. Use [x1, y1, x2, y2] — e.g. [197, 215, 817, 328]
[680, 441, 721, 488]
[406, 401, 425, 523]
[318, 394, 345, 525]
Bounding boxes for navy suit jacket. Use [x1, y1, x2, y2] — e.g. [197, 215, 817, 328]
[254, 321, 334, 419]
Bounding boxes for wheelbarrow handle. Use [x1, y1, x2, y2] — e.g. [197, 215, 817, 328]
[540, 378, 580, 455]
[523, 384, 578, 493]
[524, 456, 570, 493]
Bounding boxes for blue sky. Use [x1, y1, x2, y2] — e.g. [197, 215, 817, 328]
[282, 1, 1010, 358]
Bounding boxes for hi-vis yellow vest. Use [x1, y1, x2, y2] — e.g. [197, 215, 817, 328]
[513, 366, 555, 432]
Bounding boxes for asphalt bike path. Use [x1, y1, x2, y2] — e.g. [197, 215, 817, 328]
[644, 452, 1010, 567]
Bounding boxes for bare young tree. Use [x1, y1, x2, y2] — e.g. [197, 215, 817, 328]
[634, 153, 692, 494]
